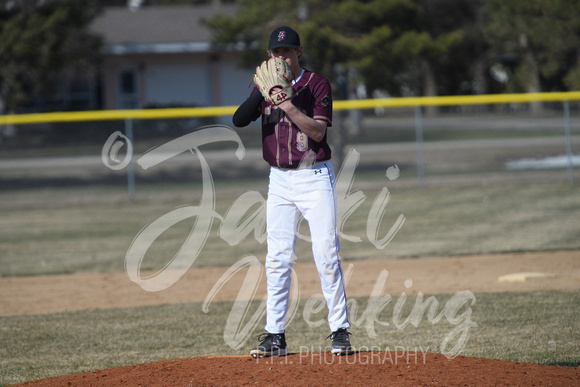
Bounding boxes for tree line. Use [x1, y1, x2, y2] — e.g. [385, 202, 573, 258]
[1, 0, 579, 114]
[206, 0, 580, 100]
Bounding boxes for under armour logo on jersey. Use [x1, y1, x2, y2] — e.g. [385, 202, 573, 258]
[278, 31, 286, 41]
[314, 169, 322, 175]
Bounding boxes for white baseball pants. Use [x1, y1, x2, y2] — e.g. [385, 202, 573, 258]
[264, 161, 350, 334]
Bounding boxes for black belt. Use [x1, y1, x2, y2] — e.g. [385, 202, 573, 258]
[275, 160, 329, 170]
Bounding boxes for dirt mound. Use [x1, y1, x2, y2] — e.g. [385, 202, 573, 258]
[12, 352, 580, 386]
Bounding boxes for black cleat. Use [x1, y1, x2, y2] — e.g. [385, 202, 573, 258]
[327, 328, 354, 355]
[250, 332, 288, 358]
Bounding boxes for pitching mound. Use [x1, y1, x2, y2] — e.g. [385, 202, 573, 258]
[13, 352, 579, 386]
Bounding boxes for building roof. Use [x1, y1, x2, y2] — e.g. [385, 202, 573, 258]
[90, 4, 238, 55]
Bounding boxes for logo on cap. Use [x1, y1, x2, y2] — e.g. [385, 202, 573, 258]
[278, 31, 286, 41]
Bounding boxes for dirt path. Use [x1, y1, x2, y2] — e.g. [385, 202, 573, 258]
[2, 250, 579, 316]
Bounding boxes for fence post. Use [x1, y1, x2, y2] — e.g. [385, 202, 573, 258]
[125, 118, 136, 200]
[563, 101, 574, 183]
[414, 105, 425, 185]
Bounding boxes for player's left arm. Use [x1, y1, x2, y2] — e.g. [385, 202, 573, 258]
[277, 101, 327, 142]
[233, 90, 263, 128]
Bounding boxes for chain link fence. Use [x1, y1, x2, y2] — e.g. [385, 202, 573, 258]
[1, 96, 578, 194]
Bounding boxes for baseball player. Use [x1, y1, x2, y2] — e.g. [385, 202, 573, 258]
[232, 26, 353, 357]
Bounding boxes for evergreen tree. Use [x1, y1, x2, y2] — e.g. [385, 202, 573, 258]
[484, 0, 580, 93]
[0, 0, 102, 113]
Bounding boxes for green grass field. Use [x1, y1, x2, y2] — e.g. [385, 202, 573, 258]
[1, 178, 579, 385]
[0, 291, 578, 385]
[1, 180, 579, 277]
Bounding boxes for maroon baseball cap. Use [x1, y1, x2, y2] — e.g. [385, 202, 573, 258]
[268, 26, 301, 50]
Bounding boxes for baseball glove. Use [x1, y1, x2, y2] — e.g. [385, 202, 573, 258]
[254, 57, 294, 105]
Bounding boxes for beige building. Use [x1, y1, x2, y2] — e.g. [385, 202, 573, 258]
[90, 4, 255, 110]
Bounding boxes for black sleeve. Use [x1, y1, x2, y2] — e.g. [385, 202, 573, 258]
[232, 91, 263, 128]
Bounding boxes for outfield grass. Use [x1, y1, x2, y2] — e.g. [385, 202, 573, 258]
[1, 180, 579, 277]
[0, 290, 578, 385]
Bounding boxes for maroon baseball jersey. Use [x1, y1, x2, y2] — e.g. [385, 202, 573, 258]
[257, 69, 333, 168]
